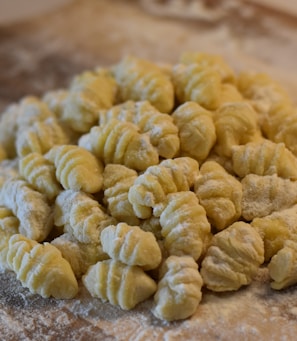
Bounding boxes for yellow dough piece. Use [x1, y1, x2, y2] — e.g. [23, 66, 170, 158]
[82, 259, 157, 310]
[101, 222, 162, 270]
[268, 240, 297, 290]
[262, 102, 297, 157]
[42, 89, 68, 119]
[172, 101, 216, 163]
[128, 157, 199, 219]
[54, 190, 115, 244]
[0, 159, 19, 189]
[172, 62, 222, 110]
[102, 164, 139, 225]
[195, 161, 242, 231]
[7, 234, 78, 299]
[232, 140, 297, 180]
[45, 144, 103, 193]
[62, 69, 117, 133]
[0, 144, 7, 162]
[180, 52, 235, 83]
[99, 100, 179, 158]
[159, 191, 211, 260]
[0, 104, 20, 158]
[0, 207, 19, 270]
[201, 221, 264, 292]
[0, 178, 53, 242]
[79, 119, 159, 171]
[51, 232, 109, 278]
[152, 255, 203, 321]
[19, 153, 62, 201]
[112, 55, 174, 113]
[237, 71, 291, 118]
[251, 205, 297, 261]
[218, 83, 243, 107]
[241, 174, 297, 221]
[16, 96, 55, 130]
[16, 117, 69, 157]
[214, 101, 261, 158]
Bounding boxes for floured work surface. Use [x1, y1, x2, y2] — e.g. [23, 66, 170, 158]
[1, 0, 297, 340]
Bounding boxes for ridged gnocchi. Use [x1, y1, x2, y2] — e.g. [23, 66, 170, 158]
[0, 177, 53, 242]
[54, 190, 115, 244]
[7, 234, 78, 299]
[232, 140, 297, 180]
[79, 119, 159, 171]
[112, 55, 174, 113]
[82, 259, 157, 310]
[159, 191, 211, 260]
[262, 102, 297, 157]
[19, 152, 62, 201]
[152, 255, 203, 321]
[237, 71, 291, 118]
[201, 222, 264, 291]
[0, 207, 19, 270]
[45, 144, 103, 193]
[268, 240, 297, 290]
[128, 157, 199, 219]
[16, 96, 55, 130]
[0, 104, 20, 158]
[180, 52, 235, 83]
[214, 102, 261, 157]
[241, 174, 297, 221]
[16, 117, 69, 157]
[172, 101, 216, 163]
[195, 161, 242, 231]
[102, 164, 139, 225]
[99, 100, 179, 158]
[172, 62, 222, 110]
[251, 205, 297, 261]
[62, 69, 117, 133]
[101, 222, 162, 270]
[51, 232, 109, 278]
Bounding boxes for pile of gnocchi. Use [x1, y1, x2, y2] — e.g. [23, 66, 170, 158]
[1, 52, 297, 322]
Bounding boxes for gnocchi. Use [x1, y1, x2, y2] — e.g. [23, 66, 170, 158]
[99, 100, 179, 158]
[159, 191, 211, 260]
[7, 234, 78, 299]
[152, 255, 203, 321]
[82, 259, 157, 310]
[1, 52, 297, 322]
[112, 55, 174, 113]
[195, 161, 242, 231]
[45, 144, 104, 193]
[201, 222, 264, 291]
[79, 119, 159, 171]
[100, 222, 162, 270]
[128, 157, 199, 219]
[172, 101, 216, 163]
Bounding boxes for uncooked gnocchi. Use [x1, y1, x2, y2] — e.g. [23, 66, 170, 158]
[201, 222, 264, 291]
[172, 101, 216, 163]
[82, 259, 157, 310]
[100, 222, 162, 270]
[159, 191, 211, 260]
[194, 160, 242, 231]
[152, 255, 203, 321]
[45, 144, 104, 193]
[99, 100, 179, 158]
[79, 119, 159, 171]
[128, 157, 199, 219]
[1, 52, 297, 322]
[7, 234, 78, 299]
